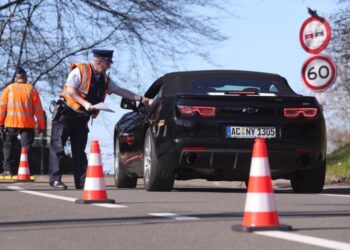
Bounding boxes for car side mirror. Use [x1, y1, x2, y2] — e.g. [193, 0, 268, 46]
[120, 98, 137, 111]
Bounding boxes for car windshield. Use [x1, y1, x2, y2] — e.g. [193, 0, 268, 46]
[192, 78, 280, 93]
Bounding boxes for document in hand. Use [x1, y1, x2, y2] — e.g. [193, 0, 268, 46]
[91, 102, 115, 112]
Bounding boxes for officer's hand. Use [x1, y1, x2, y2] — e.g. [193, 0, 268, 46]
[142, 97, 153, 106]
[83, 102, 95, 111]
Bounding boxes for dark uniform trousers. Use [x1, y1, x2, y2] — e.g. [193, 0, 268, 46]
[3, 128, 35, 173]
[49, 113, 89, 189]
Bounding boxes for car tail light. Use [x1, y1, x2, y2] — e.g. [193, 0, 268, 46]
[121, 135, 135, 145]
[177, 105, 216, 117]
[283, 108, 318, 118]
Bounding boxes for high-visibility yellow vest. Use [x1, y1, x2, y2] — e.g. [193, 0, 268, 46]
[60, 63, 109, 118]
[0, 83, 45, 129]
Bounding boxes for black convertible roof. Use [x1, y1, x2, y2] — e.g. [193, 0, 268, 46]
[152, 70, 294, 96]
[145, 70, 296, 97]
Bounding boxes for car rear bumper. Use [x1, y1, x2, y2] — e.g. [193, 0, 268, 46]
[157, 137, 324, 180]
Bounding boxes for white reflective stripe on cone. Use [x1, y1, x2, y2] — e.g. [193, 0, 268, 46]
[88, 153, 102, 166]
[20, 155, 28, 161]
[18, 167, 30, 175]
[84, 177, 106, 190]
[244, 193, 277, 212]
[250, 158, 271, 176]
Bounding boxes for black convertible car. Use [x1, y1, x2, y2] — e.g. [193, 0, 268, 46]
[113, 70, 326, 193]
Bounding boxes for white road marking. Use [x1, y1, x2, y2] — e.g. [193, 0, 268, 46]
[149, 213, 200, 221]
[7, 186, 126, 208]
[255, 231, 350, 250]
[321, 194, 350, 198]
[7, 186, 350, 248]
[94, 203, 125, 208]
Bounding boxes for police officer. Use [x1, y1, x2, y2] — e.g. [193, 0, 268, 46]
[0, 67, 45, 175]
[49, 49, 152, 190]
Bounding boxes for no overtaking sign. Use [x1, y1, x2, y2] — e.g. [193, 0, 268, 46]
[299, 16, 331, 54]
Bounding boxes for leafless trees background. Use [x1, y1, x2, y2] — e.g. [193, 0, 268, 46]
[324, 0, 350, 149]
[1, 0, 350, 150]
[0, 0, 227, 93]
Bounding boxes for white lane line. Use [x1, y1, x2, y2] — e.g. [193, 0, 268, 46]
[8, 186, 76, 201]
[255, 231, 350, 250]
[7, 186, 126, 208]
[321, 194, 350, 198]
[94, 203, 125, 208]
[149, 213, 200, 221]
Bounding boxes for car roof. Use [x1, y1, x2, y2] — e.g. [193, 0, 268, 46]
[153, 70, 295, 96]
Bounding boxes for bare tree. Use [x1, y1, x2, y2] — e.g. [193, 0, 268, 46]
[324, 0, 350, 148]
[0, 0, 228, 93]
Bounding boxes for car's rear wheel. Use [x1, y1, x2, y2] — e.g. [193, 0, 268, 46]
[143, 128, 174, 191]
[114, 139, 137, 188]
[290, 157, 326, 193]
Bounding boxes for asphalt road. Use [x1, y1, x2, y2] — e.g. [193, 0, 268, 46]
[0, 176, 349, 250]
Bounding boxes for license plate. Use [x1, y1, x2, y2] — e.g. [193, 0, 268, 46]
[226, 126, 276, 139]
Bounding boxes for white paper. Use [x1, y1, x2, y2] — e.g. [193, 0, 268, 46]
[91, 102, 115, 112]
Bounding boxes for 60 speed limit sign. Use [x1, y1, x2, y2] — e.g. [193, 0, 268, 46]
[301, 55, 337, 92]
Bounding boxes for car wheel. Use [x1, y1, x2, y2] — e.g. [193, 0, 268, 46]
[290, 157, 326, 193]
[114, 139, 137, 188]
[143, 128, 174, 191]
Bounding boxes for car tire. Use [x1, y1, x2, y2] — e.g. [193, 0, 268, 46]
[114, 139, 137, 188]
[290, 157, 326, 193]
[143, 128, 175, 191]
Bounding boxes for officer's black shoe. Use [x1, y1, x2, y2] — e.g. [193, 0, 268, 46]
[2, 170, 12, 176]
[50, 181, 67, 190]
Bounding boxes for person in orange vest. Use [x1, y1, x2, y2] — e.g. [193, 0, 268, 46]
[0, 67, 45, 175]
[49, 49, 152, 190]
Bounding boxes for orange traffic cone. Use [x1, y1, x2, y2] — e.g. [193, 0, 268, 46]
[16, 147, 34, 182]
[233, 138, 291, 232]
[76, 140, 115, 204]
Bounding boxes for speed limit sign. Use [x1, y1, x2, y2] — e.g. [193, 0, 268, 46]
[301, 54, 337, 92]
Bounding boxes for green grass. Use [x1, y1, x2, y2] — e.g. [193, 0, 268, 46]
[326, 143, 350, 184]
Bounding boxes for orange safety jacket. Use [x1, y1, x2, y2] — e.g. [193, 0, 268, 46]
[0, 83, 45, 129]
[60, 63, 109, 119]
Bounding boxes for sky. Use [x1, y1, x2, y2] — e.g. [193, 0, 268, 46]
[41, 0, 339, 174]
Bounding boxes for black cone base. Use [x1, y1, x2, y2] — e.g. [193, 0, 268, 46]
[75, 199, 115, 204]
[232, 224, 292, 232]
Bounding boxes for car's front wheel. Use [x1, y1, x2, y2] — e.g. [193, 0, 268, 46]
[114, 139, 137, 188]
[143, 128, 174, 191]
[290, 157, 326, 193]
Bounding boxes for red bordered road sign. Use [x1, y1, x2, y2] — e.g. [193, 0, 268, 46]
[301, 54, 337, 92]
[299, 16, 331, 54]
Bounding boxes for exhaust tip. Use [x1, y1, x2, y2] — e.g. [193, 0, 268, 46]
[185, 153, 198, 166]
[297, 155, 310, 168]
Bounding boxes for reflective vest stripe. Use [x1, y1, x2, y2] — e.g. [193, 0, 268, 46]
[28, 85, 34, 110]
[79, 64, 90, 94]
[6, 111, 35, 117]
[8, 85, 14, 107]
[6, 102, 34, 109]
